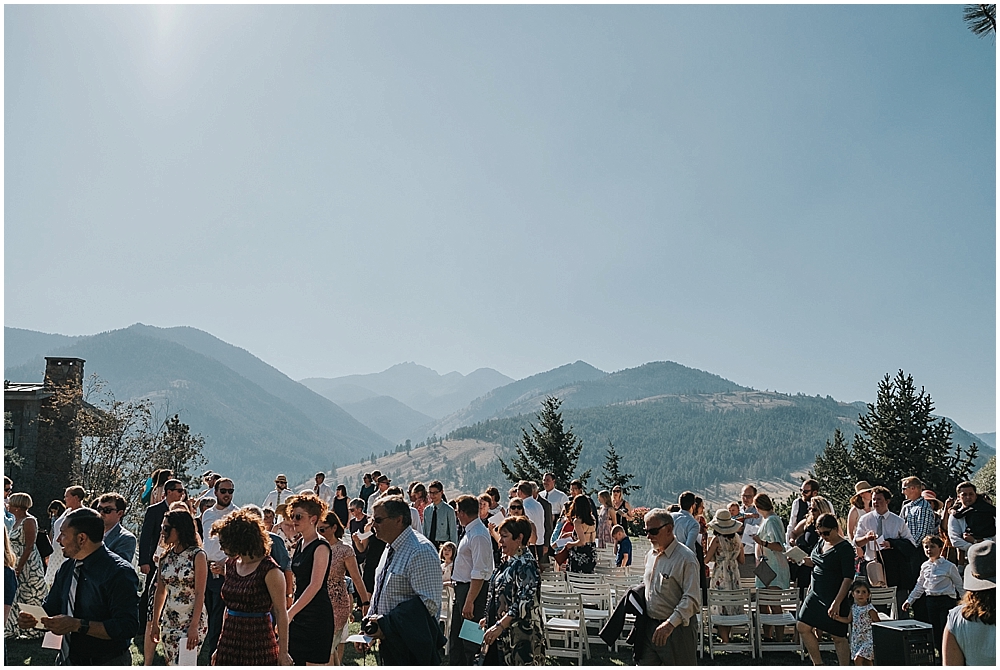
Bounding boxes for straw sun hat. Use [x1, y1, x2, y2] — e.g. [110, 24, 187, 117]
[707, 509, 742, 535]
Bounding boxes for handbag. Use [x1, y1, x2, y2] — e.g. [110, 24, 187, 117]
[36, 529, 54, 559]
[865, 545, 887, 587]
[754, 556, 777, 586]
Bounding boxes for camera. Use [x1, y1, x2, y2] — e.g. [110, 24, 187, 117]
[351, 607, 364, 623]
[362, 616, 380, 637]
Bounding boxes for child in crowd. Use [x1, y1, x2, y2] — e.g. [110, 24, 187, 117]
[612, 525, 632, 567]
[902, 535, 964, 653]
[728, 501, 741, 518]
[833, 580, 880, 665]
[439, 541, 457, 585]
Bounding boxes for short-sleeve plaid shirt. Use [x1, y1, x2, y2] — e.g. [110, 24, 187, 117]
[370, 526, 442, 619]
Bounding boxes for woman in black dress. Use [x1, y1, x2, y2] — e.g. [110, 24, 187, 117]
[332, 486, 349, 528]
[796, 513, 854, 666]
[285, 492, 334, 665]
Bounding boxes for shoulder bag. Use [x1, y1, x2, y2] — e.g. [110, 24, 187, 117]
[36, 529, 54, 559]
[754, 555, 777, 586]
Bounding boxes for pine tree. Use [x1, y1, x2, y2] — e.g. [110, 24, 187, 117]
[499, 396, 590, 488]
[597, 441, 641, 496]
[813, 371, 978, 514]
[155, 414, 208, 490]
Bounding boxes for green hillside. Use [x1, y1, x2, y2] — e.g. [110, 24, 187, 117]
[4, 328, 391, 503]
[449, 391, 990, 506]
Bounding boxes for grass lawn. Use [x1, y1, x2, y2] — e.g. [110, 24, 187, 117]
[4, 626, 833, 666]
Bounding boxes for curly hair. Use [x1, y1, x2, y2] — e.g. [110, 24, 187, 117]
[164, 507, 201, 551]
[283, 491, 328, 521]
[211, 508, 271, 559]
[497, 517, 532, 546]
[961, 588, 995, 625]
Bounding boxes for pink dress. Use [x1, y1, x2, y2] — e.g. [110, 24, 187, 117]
[326, 542, 355, 634]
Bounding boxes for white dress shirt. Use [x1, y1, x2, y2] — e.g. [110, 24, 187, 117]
[739, 505, 761, 555]
[452, 518, 494, 583]
[854, 509, 915, 561]
[540, 488, 569, 519]
[201, 504, 237, 563]
[312, 482, 334, 505]
[262, 488, 293, 512]
[521, 496, 546, 546]
[905, 557, 965, 605]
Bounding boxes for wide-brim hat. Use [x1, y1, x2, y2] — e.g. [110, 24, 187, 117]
[854, 481, 873, 495]
[921, 490, 943, 511]
[964, 540, 996, 591]
[275, 474, 288, 483]
[707, 509, 742, 534]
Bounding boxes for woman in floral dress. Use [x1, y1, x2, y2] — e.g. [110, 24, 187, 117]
[565, 495, 597, 574]
[150, 507, 208, 665]
[481, 517, 545, 665]
[596, 491, 616, 549]
[705, 509, 745, 644]
[5, 493, 44, 640]
[317, 512, 369, 665]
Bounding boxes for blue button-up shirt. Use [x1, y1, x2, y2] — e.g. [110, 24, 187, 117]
[672, 510, 701, 555]
[43, 544, 140, 662]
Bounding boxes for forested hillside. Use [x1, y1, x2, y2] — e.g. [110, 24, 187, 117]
[451, 393, 863, 503]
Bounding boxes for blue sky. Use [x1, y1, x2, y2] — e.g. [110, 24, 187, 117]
[5, 5, 995, 432]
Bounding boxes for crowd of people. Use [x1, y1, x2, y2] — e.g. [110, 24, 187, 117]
[2, 468, 995, 666]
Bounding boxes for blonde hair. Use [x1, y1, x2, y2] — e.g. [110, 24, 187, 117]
[7, 492, 32, 510]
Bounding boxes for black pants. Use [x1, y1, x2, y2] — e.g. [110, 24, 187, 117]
[449, 581, 488, 665]
[205, 573, 226, 653]
[135, 566, 157, 645]
[61, 647, 132, 666]
[913, 594, 956, 652]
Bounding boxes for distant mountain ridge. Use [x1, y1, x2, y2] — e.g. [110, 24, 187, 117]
[301, 362, 513, 419]
[4, 325, 391, 502]
[422, 360, 743, 439]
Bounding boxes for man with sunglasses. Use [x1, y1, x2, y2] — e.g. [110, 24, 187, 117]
[201, 477, 236, 655]
[639, 509, 701, 665]
[96, 493, 136, 564]
[786, 479, 821, 544]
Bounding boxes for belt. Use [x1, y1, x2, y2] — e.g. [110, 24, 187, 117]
[454, 581, 471, 586]
[226, 608, 272, 618]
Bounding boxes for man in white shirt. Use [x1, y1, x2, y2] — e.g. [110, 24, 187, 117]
[854, 485, 915, 561]
[262, 474, 293, 513]
[367, 475, 391, 513]
[448, 495, 494, 665]
[312, 472, 334, 505]
[517, 481, 547, 560]
[201, 478, 237, 654]
[45, 485, 85, 585]
[540, 472, 569, 523]
[736, 484, 761, 579]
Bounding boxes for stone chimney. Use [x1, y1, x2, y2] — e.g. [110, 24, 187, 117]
[43, 357, 85, 390]
[35, 357, 86, 519]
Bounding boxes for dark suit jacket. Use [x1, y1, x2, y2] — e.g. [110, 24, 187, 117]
[599, 584, 649, 663]
[536, 495, 554, 548]
[378, 595, 446, 665]
[104, 524, 137, 565]
[138, 501, 168, 568]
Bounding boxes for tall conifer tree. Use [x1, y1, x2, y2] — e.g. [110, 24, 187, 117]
[597, 441, 641, 496]
[499, 396, 590, 488]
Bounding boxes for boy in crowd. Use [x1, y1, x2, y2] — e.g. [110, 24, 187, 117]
[613, 524, 632, 567]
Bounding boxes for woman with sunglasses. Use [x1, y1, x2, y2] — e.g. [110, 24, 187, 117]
[789, 496, 835, 599]
[211, 508, 293, 666]
[795, 513, 854, 665]
[284, 492, 334, 666]
[503, 499, 538, 545]
[317, 512, 369, 665]
[149, 507, 208, 665]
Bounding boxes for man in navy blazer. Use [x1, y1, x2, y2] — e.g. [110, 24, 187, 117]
[96, 493, 137, 564]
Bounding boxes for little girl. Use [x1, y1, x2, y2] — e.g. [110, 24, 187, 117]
[439, 541, 457, 585]
[833, 580, 881, 665]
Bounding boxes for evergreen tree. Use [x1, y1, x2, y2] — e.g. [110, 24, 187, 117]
[812, 428, 860, 513]
[597, 441, 641, 496]
[155, 414, 208, 490]
[499, 396, 590, 487]
[814, 371, 978, 513]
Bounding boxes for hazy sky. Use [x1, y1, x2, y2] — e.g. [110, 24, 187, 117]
[5, 5, 995, 432]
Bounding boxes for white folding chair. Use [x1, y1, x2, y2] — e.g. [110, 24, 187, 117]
[566, 571, 603, 589]
[540, 591, 590, 665]
[568, 582, 614, 651]
[705, 589, 755, 659]
[868, 586, 898, 620]
[440, 583, 453, 656]
[755, 587, 801, 658]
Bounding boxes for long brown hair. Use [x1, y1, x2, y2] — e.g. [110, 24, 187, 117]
[961, 588, 996, 625]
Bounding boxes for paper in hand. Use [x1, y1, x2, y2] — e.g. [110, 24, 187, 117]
[353, 530, 373, 540]
[41, 631, 63, 649]
[178, 640, 198, 666]
[459, 619, 485, 645]
[346, 634, 375, 645]
[18, 603, 48, 629]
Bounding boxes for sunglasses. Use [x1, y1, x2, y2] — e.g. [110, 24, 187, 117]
[372, 516, 387, 524]
[644, 525, 666, 536]
[97, 506, 119, 515]
[509, 505, 523, 510]
[218, 488, 235, 494]
[429, 489, 442, 495]
[819, 529, 832, 537]
[317, 526, 329, 534]
[289, 513, 309, 522]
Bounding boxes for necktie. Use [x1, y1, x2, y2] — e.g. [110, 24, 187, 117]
[314, 484, 320, 495]
[876, 515, 884, 538]
[371, 546, 396, 614]
[61, 561, 82, 663]
[429, 505, 438, 543]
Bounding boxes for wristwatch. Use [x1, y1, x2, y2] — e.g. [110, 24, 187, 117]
[78, 619, 90, 635]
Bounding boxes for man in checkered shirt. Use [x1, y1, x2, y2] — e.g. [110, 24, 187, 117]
[901, 476, 940, 545]
[358, 495, 442, 661]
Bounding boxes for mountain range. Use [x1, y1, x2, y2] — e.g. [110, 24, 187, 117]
[5, 324, 992, 507]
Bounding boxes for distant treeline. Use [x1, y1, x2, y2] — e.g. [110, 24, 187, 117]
[449, 394, 864, 505]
